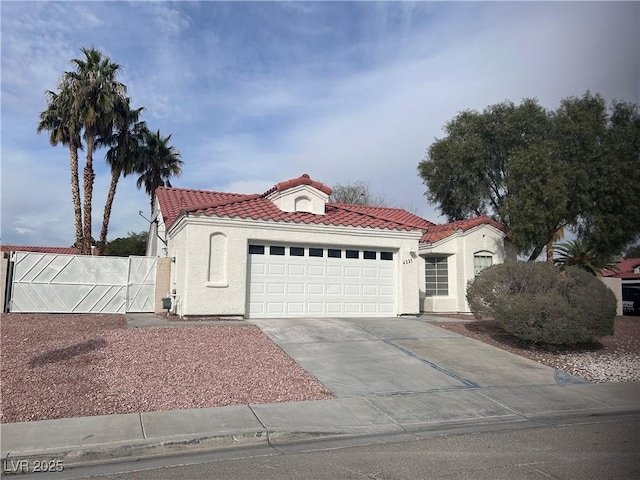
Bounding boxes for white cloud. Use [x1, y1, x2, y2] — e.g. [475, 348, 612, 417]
[222, 179, 278, 195]
[1, 1, 638, 246]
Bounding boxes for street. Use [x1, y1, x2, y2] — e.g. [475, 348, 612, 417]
[33, 414, 639, 480]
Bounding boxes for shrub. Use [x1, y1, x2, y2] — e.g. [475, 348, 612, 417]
[466, 262, 616, 345]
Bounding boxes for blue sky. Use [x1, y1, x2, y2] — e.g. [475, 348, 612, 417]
[1, 1, 638, 247]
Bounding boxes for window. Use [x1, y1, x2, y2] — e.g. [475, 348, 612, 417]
[380, 251, 393, 261]
[249, 245, 264, 255]
[270, 246, 285, 256]
[363, 251, 376, 260]
[425, 256, 448, 296]
[328, 249, 341, 258]
[290, 247, 305, 256]
[345, 250, 359, 259]
[474, 254, 493, 276]
[309, 247, 323, 257]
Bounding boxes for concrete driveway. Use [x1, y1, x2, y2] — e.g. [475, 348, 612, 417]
[250, 316, 578, 397]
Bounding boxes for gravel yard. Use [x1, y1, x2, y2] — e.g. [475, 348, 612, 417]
[434, 315, 640, 383]
[0, 314, 332, 424]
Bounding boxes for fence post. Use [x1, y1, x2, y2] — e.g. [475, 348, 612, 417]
[154, 257, 172, 314]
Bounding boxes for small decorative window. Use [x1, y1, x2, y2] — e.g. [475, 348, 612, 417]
[474, 254, 493, 276]
[346, 250, 359, 259]
[249, 245, 265, 255]
[270, 246, 285, 256]
[290, 247, 305, 256]
[363, 251, 376, 260]
[380, 251, 393, 261]
[328, 249, 342, 258]
[309, 248, 323, 257]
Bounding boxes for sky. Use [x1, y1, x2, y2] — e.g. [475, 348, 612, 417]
[1, 1, 639, 248]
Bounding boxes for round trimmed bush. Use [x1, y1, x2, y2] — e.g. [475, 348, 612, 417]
[466, 262, 616, 345]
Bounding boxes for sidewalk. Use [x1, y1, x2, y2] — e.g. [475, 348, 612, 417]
[2, 382, 639, 471]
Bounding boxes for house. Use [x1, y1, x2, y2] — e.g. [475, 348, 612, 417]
[602, 258, 640, 314]
[147, 174, 514, 318]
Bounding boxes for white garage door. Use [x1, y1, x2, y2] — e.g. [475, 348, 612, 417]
[248, 244, 396, 318]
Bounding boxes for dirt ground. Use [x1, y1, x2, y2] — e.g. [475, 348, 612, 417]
[433, 315, 640, 383]
[0, 314, 332, 423]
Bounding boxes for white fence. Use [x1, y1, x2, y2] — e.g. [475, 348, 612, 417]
[7, 252, 157, 313]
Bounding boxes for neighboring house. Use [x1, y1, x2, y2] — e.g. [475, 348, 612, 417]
[0, 245, 81, 255]
[147, 174, 514, 318]
[602, 258, 640, 315]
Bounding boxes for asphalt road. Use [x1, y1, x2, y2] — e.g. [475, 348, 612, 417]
[32, 414, 639, 480]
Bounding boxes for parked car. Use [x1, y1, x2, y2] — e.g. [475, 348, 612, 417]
[622, 286, 640, 315]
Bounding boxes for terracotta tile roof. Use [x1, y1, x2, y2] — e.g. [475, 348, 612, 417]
[332, 204, 435, 230]
[156, 175, 507, 244]
[0, 245, 81, 255]
[155, 187, 255, 229]
[601, 258, 640, 279]
[186, 197, 420, 231]
[262, 173, 332, 197]
[420, 215, 507, 243]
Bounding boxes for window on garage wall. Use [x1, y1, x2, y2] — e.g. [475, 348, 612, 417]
[474, 252, 493, 276]
[425, 256, 448, 296]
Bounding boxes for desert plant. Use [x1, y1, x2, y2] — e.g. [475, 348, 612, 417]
[466, 262, 616, 345]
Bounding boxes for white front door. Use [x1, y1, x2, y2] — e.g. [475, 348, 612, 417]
[247, 244, 396, 318]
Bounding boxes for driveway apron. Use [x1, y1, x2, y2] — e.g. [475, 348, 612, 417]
[251, 317, 565, 398]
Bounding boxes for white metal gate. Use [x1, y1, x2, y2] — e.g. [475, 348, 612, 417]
[8, 252, 157, 313]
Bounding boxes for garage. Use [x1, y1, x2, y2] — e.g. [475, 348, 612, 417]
[248, 243, 396, 318]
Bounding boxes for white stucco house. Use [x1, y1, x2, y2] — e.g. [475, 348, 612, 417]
[147, 174, 514, 318]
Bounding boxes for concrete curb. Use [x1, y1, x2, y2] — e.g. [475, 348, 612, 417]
[3, 405, 639, 475]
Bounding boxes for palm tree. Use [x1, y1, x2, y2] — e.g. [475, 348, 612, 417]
[98, 98, 146, 250]
[554, 239, 616, 275]
[66, 47, 126, 254]
[545, 226, 565, 263]
[136, 129, 183, 212]
[37, 80, 84, 251]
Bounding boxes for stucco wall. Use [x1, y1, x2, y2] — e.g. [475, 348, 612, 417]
[599, 277, 623, 316]
[168, 216, 421, 317]
[420, 225, 509, 313]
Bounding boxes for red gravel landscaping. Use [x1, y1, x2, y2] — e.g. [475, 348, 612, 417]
[0, 314, 332, 423]
[434, 316, 640, 383]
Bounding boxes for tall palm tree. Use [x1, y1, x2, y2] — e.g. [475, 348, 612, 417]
[66, 47, 126, 254]
[554, 239, 616, 275]
[545, 226, 565, 263]
[136, 129, 183, 213]
[98, 98, 146, 250]
[37, 80, 84, 251]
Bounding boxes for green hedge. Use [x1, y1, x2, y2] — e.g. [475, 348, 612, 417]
[466, 262, 616, 345]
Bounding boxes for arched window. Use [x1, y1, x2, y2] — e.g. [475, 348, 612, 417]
[474, 251, 493, 276]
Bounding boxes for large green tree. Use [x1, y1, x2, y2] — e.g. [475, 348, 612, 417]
[103, 231, 148, 257]
[136, 129, 183, 212]
[418, 92, 640, 260]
